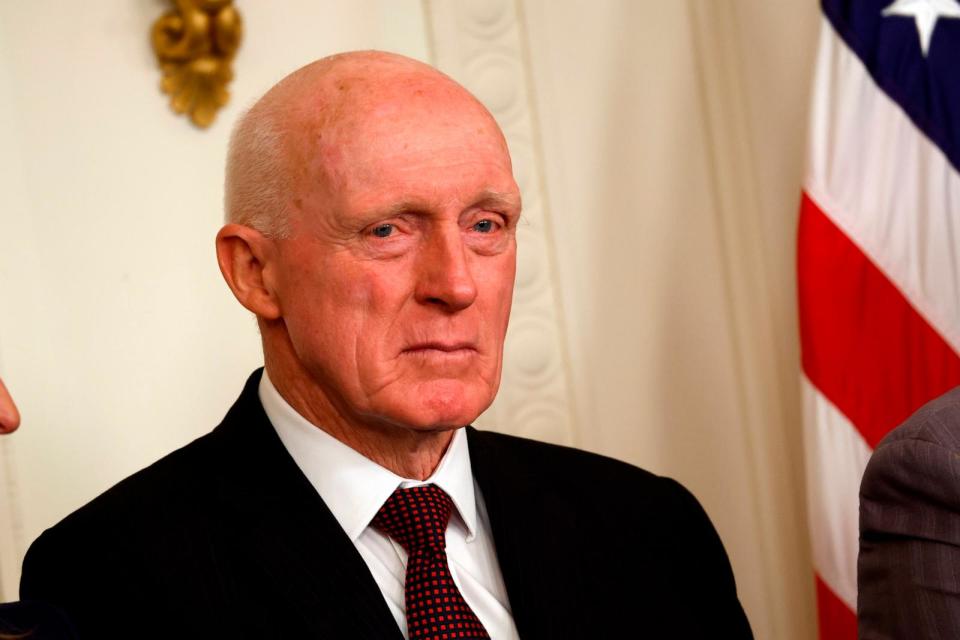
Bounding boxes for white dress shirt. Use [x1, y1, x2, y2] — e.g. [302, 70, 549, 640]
[259, 372, 520, 640]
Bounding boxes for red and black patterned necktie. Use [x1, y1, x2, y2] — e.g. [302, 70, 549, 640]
[371, 484, 491, 640]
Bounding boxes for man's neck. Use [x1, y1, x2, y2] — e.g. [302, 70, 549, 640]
[263, 365, 455, 481]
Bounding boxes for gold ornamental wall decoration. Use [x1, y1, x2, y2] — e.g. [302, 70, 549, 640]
[151, 0, 242, 128]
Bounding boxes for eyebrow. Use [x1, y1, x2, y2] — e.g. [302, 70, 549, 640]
[474, 189, 522, 212]
[362, 190, 522, 220]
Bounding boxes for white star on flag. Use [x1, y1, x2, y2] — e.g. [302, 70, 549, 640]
[882, 0, 960, 56]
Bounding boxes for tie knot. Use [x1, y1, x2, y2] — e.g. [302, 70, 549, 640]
[371, 484, 454, 553]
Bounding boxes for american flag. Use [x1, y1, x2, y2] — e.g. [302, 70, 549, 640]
[799, 0, 960, 637]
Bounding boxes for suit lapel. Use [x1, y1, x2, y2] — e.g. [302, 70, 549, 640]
[467, 428, 583, 640]
[210, 371, 403, 640]
[206, 374, 583, 638]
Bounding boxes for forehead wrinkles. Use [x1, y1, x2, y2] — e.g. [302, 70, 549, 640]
[283, 68, 509, 209]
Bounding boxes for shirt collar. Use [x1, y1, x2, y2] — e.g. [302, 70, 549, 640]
[258, 370, 478, 543]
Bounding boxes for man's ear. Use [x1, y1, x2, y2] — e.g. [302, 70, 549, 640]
[215, 224, 282, 320]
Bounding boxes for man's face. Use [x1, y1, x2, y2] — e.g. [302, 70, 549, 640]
[272, 87, 520, 433]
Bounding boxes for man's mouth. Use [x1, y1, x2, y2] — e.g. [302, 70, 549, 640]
[404, 341, 477, 355]
[402, 342, 479, 362]
[405, 341, 476, 353]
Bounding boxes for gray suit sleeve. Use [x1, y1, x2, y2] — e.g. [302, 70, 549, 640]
[858, 399, 960, 640]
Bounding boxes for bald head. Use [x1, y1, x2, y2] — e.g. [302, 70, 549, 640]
[216, 50, 520, 476]
[224, 51, 504, 237]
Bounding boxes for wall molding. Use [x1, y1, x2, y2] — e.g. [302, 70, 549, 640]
[423, 0, 579, 447]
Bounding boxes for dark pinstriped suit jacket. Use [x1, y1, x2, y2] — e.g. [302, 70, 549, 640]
[21, 369, 751, 639]
[859, 386, 960, 639]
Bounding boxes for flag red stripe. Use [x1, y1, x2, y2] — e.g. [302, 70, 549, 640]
[797, 191, 960, 449]
[815, 574, 858, 639]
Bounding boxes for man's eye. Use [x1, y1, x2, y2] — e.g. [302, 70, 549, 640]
[372, 224, 394, 238]
[473, 219, 496, 233]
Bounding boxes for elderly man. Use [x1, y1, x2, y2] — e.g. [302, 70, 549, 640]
[20, 52, 751, 638]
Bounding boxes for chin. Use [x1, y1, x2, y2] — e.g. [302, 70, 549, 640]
[394, 379, 493, 430]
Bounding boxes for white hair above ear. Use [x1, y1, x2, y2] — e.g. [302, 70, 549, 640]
[223, 99, 292, 239]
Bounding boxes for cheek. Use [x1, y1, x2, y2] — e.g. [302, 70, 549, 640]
[482, 255, 517, 329]
[280, 260, 372, 372]
[336, 265, 415, 375]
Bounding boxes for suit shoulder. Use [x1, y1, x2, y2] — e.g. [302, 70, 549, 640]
[24, 428, 222, 562]
[81, 429, 219, 511]
[37, 370, 267, 543]
[467, 429, 750, 634]
[469, 428, 654, 474]
[863, 387, 960, 497]
[861, 396, 960, 521]
[878, 386, 960, 451]
[468, 428, 691, 507]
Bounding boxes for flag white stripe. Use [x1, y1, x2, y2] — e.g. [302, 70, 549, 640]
[806, 16, 960, 354]
[802, 375, 873, 612]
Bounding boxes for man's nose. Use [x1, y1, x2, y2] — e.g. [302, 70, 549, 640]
[414, 227, 478, 311]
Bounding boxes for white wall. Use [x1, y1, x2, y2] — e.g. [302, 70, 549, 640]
[519, 3, 819, 638]
[0, 0, 430, 595]
[0, 2, 820, 638]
